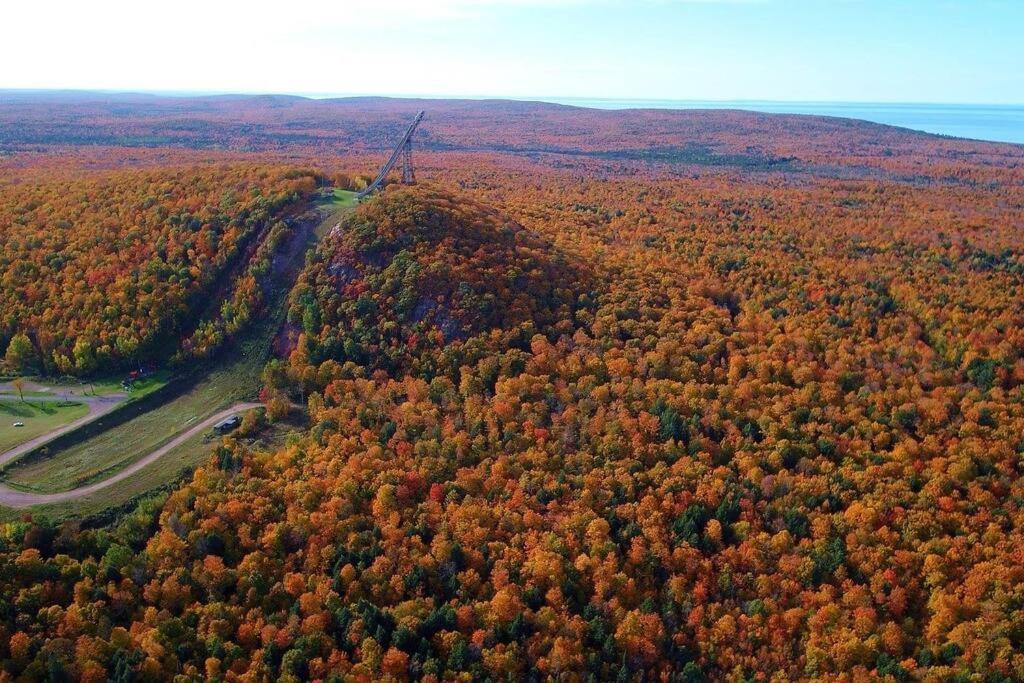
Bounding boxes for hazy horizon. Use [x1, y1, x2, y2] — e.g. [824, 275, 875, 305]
[5, 1, 1022, 105]
[5, 88, 1023, 145]
[4, 87, 1024, 108]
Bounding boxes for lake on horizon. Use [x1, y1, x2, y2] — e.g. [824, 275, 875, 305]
[542, 99, 1024, 146]
[38, 90, 1021, 146]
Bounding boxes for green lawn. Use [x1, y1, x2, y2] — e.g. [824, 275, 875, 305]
[0, 418, 302, 523]
[121, 372, 172, 398]
[70, 370, 171, 398]
[315, 188, 359, 210]
[3, 371, 169, 398]
[1, 345, 265, 494]
[314, 198, 360, 240]
[0, 400, 89, 453]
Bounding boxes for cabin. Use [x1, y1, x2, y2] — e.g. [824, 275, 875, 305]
[213, 415, 242, 434]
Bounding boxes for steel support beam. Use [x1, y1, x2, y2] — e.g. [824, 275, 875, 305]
[357, 111, 424, 200]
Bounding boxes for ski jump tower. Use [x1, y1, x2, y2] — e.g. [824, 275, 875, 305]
[357, 111, 425, 200]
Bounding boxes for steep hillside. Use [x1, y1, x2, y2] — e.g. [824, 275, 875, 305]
[286, 186, 590, 380]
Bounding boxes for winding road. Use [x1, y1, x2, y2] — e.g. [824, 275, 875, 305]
[0, 202, 336, 510]
[0, 382, 128, 469]
[0, 401, 261, 508]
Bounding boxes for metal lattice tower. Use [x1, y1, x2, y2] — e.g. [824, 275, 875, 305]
[401, 138, 415, 185]
[358, 111, 424, 200]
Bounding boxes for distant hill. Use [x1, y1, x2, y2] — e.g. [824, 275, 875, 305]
[2, 91, 1019, 179]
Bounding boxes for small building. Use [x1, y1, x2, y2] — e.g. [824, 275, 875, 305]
[213, 415, 242, 434]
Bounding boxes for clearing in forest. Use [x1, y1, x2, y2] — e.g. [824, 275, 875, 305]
[0, 400, 89, 454]
[0, 191, 350, 519]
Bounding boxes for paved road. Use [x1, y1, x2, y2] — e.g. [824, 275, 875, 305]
[0, 402, 262, 508]
[0, 382, 128, 469]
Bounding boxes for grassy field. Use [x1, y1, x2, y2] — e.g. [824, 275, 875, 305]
[1, 342, 265, 494]
[316, 188, 359, 210]
[0, 417, 305, 523]
[0, 400, 89, 453]
[48, 371, 170, 398]
[100, 371, 170, 397]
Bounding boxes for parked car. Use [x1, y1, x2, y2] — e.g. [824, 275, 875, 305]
[213, 415, 242, 434]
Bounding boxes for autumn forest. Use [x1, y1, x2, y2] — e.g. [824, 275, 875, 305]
[0, 94, 1023, 681]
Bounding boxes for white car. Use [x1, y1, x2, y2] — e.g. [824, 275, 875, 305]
[13, 422, 24, 427]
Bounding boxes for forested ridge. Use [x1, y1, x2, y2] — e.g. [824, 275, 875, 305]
[0, 165, 319, 374]
[0, 98, 1023, 681]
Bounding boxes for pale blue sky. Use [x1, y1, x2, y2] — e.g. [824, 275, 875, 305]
[3, 0, 1022, 103]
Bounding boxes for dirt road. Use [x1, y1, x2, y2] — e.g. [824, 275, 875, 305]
[0, 402, 261, 508]
[0, 383, 128, 469]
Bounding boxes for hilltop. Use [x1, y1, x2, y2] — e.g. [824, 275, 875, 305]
[287, 186, 589, 378]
